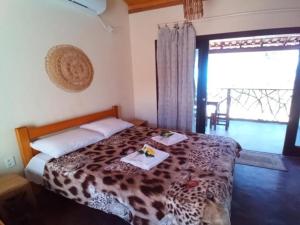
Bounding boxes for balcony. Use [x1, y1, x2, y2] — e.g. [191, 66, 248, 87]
[205, 88, 293, 154]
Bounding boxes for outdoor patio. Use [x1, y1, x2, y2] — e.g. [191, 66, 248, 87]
[205, 119, 287, 154]
[201, 87, 292, 155]
[197, 49, 299, 155]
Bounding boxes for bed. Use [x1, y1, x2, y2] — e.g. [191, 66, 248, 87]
[15, 106, 241, 225]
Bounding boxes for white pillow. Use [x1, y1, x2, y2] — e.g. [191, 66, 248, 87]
[80, 117, 133, 137]
[25, 153, 53, 185]
[30, 128, 105, 158]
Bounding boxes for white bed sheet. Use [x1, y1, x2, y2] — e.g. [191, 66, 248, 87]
[25, 153, 53, 185]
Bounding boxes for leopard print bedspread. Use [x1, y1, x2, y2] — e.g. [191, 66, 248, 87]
[43, 126, 241, 225]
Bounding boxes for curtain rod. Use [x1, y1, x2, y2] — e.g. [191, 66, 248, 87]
[157, 8, 300, 26]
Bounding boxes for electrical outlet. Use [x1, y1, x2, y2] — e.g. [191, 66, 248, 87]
[4, 156, 16, 168]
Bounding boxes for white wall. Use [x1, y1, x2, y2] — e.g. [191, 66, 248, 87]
[0, 0, 134, 174]
[129, 0, 300, 126]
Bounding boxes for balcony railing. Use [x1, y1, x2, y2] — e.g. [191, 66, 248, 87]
[207, 88, 293, 123]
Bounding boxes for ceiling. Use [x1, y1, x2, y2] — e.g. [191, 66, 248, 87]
[124, 0, 183, 13]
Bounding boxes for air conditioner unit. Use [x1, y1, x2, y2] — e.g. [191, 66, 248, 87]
[68, 0, 106, 15]
[68, 0, 113, 32]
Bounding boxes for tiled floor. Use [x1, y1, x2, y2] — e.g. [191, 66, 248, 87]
[206, 119, 287, 154]
[231, 156, 300, 225]
[5, 157, 300, 225]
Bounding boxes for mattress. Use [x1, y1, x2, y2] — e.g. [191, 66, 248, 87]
[28, 126, 241, 225]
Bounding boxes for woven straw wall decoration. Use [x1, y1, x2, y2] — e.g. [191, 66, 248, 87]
[45, 45, 94, 92]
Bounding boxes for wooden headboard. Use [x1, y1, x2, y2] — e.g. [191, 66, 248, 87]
[15, 105, 119, 167]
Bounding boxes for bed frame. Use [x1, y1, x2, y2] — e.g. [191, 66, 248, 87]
[15, 106, 119, 167]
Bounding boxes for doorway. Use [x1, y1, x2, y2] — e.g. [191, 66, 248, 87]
[283, 53, 300, 156]
[194, 28, 300, 155]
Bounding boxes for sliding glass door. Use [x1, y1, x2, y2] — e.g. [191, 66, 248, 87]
[195, 38, 209, 133]
[194, 28, 300, 156]
[283, 51, 300, 156]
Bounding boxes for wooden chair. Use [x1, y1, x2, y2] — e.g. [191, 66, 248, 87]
[207, 101, 219, 130]
[210, 89, 231, 131]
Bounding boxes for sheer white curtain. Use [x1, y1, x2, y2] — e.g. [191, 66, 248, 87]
[157, 23, 196, 132]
